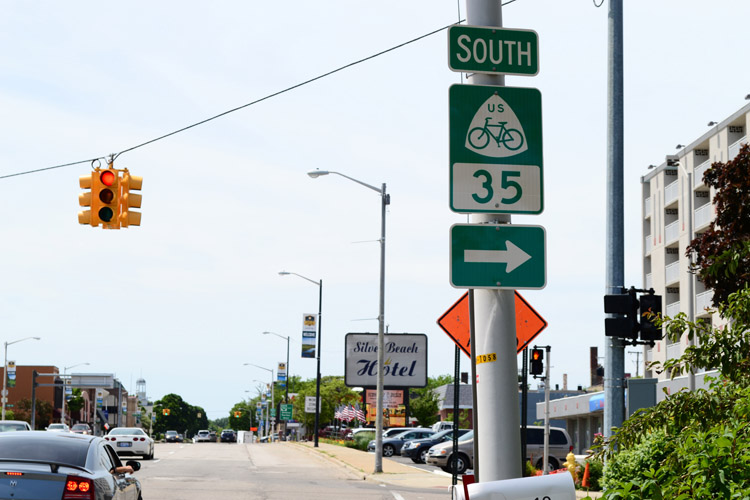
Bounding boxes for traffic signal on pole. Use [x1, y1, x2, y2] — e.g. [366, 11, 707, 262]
[639, 293, 663, 341]
[163, 409, 170, 416]
[119, 170, 143, 228]
[234, 411, 242, 418]
[604, 289, 639, 338]
[530, 348, 544, 376]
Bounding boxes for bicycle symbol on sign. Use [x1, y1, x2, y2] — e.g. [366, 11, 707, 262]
[468, 117, 524, 151]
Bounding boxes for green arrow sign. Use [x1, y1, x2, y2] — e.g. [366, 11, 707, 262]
[449, 84, 543, 215]
[450, 224, 546, 289]
[448, 26, 539, 76]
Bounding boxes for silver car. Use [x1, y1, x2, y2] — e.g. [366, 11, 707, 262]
[0, 431, 142, 499]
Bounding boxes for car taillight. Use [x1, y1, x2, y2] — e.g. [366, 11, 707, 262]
[63, 476, 94, 499]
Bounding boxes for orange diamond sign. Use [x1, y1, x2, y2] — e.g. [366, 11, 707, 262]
[437, 292, 547, 357]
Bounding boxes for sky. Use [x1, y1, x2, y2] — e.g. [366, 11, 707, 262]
[1, 1, 749, 419]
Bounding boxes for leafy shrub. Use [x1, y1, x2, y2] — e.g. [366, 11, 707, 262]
[601, 429, 673, 491]
[523, 461, 538, 477]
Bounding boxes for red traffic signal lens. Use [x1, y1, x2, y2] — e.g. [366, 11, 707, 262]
[100, 170, 116, 186]
[531, 349, 542, 361]
[98, 207, 114, 222]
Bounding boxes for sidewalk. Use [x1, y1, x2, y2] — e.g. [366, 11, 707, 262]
[289, 441, 602, 498]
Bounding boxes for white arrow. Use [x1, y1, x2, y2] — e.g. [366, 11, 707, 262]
[464, 240, 532, 273]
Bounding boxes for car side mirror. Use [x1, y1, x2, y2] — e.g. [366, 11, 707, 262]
[125, 460, 141, 472]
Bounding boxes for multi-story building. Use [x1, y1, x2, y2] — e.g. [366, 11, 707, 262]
[641, 101, 748, 392]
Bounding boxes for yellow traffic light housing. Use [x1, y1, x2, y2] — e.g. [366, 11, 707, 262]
[94, 168, 120, 229]
[78, 172, 94, 225]
[119, 170, 143, 228]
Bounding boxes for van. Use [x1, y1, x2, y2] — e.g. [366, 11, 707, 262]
[431, 421, 454, 432]
[425, 426, 572, 474]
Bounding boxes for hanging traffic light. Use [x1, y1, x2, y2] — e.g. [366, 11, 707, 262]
[119, 170, 143, 228]
[530, 348, 544, 376]
[78, 172, 94, 226]
[95, 168, 120, 229]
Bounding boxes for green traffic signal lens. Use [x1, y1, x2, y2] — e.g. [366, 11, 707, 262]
[99, 188, 114, 204]
[98, 207, 114, 222]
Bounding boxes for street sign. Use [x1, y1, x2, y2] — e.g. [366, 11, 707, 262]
[437, 292, 548, 357]
[450, 224, 546, 289]
[448, 26, 539, 76]
[449, 84, 543, 214]
[280, 403, 293, 420]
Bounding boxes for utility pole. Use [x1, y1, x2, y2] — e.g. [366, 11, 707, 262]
[466, 0, 522, 482]
[604, 0, 626, 438]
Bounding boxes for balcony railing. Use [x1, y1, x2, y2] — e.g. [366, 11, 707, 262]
[666, 342, 681, 360]
[694, 203, 713, 229]
[696, 290, 714, 315]
[664, 180, 679, 206]
[645, 273, 653, 290]
[694, 159, 710, 188]
[645, 236, 653, 254]
[665, 220, 680, 244]
[666, 301, 681, 318]
[729, 136, 747, 160]
[644, 196, 652, 218]
[665, 261, 680, 285]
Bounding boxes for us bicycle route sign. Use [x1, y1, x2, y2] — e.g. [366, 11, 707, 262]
[449, 84, 543, 214]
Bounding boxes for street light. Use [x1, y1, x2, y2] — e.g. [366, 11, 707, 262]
[61, 362, 90, 425]
[2, 336, 41, 420]
[245, 363, 274, 441]
[279, 271, 323, 448]
[262, 332, 290, 403]
[307, 169, 389, 473]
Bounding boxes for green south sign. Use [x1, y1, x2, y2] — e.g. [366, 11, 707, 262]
[449, 84, 543, 215]
[448, 26, 539, 76]
[450, 224, 546, 289]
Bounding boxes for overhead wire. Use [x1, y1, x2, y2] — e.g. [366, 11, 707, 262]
[2, 0, 522, 181]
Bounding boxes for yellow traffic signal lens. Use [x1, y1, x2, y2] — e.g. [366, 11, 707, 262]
[99, 207, 114, 222]
[99, 188, 115, 204]
[100, 170, 116, 186]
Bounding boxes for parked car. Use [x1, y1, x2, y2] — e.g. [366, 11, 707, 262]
[0, 431, 142, 499]
[165, 430, 180, 442]
[431, 421, 454, 432]
[220, 429, 237, 443]
[401, 428, 470, 464]
[71, 423, 92, 435]
[426, 430, 474, 474]
[425, 426, 574, 474]
[367, 428, 435, 457]
[194, 429, 212, 443]
[46, 423, 70, 432]
[105, 427, 155, 460]
[0, 420, 32, 432]
[344, 427, 375, 440]
[319, 425, 347, 438]
[382, 427, 408, 438]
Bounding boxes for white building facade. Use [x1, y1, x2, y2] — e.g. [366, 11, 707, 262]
[641, 102, 749, 390]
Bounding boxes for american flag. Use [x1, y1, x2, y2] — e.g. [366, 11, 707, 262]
[342, 405, 355, 422]
[334, 405, 343, 420]
[354, 403, 366, 422]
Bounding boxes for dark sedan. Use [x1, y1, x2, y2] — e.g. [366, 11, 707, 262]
[0, 431, 142, 499]
[220, 429, 237, 443]
[400, 428, 470, 463]
[367, 428, 435, 457]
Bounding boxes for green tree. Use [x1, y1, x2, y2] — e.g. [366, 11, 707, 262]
[410, 375, 454, 427]
[152, 393, 208, 437]
[67, 388, 85, 415]
[687, 143, 750, 308]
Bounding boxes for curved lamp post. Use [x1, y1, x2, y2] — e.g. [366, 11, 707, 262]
[278, 271, 322, 447]
[61, 362, 90, 424]
[307, 169, 389, 473]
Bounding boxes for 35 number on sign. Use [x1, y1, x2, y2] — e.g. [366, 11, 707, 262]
[472, 169, 522, 205]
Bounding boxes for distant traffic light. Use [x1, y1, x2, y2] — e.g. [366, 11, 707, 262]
[530, 348, 544, 376]
[234, 411, 242, 418]
[162, 409, 170, 416]
[119, 170, 143, 228]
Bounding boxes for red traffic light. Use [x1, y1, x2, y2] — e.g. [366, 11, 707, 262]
[531, 348, 543, 361]
[100, 170, 116, 187]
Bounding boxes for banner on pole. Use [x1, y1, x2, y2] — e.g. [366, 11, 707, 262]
[301, 314, 317, 358]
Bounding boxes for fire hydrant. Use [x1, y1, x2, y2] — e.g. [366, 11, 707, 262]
[563, 452, 578, 482]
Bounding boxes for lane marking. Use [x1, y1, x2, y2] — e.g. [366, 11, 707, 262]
[391, 492, 406, 500]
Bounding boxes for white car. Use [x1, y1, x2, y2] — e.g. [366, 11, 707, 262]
[0, 420, 32, 432]
[194, 430, 212, 443]
[46, 423, 70, 432]
[105, 427, 155, 460]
